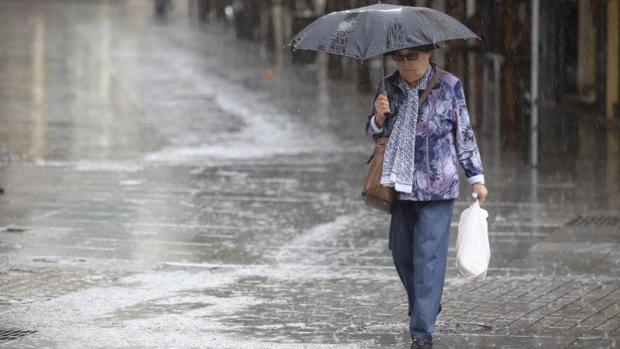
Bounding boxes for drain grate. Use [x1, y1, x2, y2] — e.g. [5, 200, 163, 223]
[568, 215, 620, 227]
[0, 328, 37, 341]
[1, 227, 27, 233]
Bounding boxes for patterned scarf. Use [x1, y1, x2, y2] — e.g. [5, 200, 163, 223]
[380, 66, 432, 193]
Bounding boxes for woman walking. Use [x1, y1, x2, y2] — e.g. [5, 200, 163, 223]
[365, 45, 488, 349]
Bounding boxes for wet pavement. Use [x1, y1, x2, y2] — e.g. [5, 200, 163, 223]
[1, 1, 619, 348]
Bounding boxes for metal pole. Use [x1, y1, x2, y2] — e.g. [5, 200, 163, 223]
[530, 0, 540, 167]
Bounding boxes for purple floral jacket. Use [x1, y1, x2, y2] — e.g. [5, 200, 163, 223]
[365, 64, 485, 201]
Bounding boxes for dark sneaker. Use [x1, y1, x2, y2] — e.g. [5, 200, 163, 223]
[411, 336, 433, 349]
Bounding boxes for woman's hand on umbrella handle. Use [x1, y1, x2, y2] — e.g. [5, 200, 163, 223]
[472, 184, 488, 205]
[374, 92, 391, 127]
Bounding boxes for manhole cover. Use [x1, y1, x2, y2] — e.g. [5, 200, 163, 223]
[568, 215, 620, 227]
[436, 321, 493, 334]
[359, 321, 405, 333]
[0, 328, 37, 341]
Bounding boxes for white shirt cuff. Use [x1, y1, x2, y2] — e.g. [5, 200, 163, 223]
[466, 174, 485, 185]
[370, 114, 383, 133]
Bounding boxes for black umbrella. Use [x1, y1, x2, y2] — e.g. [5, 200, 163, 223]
[290, 3, 479, 91]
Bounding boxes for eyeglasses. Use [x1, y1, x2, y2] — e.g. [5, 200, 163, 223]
[391, 51, 421, 62]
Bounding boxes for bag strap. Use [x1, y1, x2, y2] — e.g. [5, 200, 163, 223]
[418, 68, 443, 107]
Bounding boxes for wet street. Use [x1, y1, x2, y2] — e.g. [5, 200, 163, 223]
[1, 1, 620, 348]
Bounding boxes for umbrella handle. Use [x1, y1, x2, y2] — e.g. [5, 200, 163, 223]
[380, 56, 391, 120]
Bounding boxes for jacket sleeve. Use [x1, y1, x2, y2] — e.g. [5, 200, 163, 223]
[453, 80, 485, 185]
[364, 83, 384, 142]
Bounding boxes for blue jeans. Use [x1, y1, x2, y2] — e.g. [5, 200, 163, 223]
[389, 199, 454, 340]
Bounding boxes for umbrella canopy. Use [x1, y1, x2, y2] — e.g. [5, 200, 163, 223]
[290, 3, 479, 60]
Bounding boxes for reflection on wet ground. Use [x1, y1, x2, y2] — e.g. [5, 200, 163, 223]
[0, 1, 618, 348]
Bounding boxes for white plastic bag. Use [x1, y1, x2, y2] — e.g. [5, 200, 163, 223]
[455, 200, 490, 282]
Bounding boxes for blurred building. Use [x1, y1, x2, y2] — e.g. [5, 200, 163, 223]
[201, 0, 620, 151]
